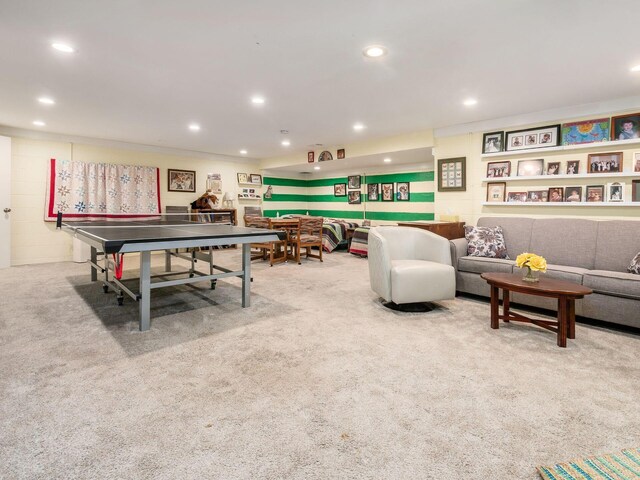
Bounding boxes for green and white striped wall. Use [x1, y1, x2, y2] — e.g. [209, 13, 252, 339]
[263, 171, 435, 222]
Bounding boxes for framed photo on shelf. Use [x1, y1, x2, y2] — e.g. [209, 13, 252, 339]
[396, 182, 410, 201]
[607, 182, 624, 202]
[527, 190, 548, 202]
[632, 180, 640, 202]
[367, 183, 379, 201]
[168, 169, 196, 192]
[348, 191, 361, 205]
[611, 113, 640, 141]
[482, 131, 504, 154]
[438, 157, 466, 191]
[486, 182, 506, 203]
[634, 152, 640, 172]
[337, 148, 346, 159]
[486, 161, 511, 178]
[237, 172, 248, 183]
[381, 183, 394, 201]
[546, 162, 560, 175]
[507, 192, 527, 202]
[566, 160, 580, 175]
[587, 152, 623, 173]
[561, 118, 610, 145]
[334, 183, 346, 197]
[548, 187, 564, 202]
[586, 185, 605, 202]
[348, 175, 361, 189]
[307, 151, 315, 163]
[517, 159, 544, 176]
[505, 124, 560, 151]
[250, 174, 262, 185]
[564, 186, 582, 202]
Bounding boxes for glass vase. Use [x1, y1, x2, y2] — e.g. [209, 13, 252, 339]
[522, 266, 540, 283]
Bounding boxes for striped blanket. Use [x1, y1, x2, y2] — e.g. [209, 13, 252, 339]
[348, 227, 371, 257]
[322, 220, 359, 252]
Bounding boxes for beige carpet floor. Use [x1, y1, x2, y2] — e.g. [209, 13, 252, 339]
[1, 249, 638, 479]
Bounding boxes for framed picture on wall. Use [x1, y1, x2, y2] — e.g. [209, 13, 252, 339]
[607, 182, 624, 202]
[587, 152, 623, 173]
[334, 183, 346, 197]
[381, 183, 394, 201]
[486, 161, 511, 178]
[237, 172, 249, 183]
[396, 182, 410, 201]
[482, 131, 504, 154]
[250, 174, 262, 185]
[348, 175, 361, 189]
[307, 151, 315, 163]
[486, 182, 506, 203]
[611, 113, 640, 141]
[586, 185, 605, 202]
[507, 191, 528, 202]
[633, 152, 640, 172]
[437, 157, 466, 192]
[337, 149, 346, 159]
[517, 159, 544, 176]
[548, 187, 564, 202]
[632, 180, 640, 202]
[546, 162, 560, 175]
[562, 118, 610, 145]
[564, 186, 582, 202]
[168, 169, 196, 192]
[505, 124, 560, 151]
[566, 160, 580, 175]
[527, 190, 547, 202]
[367, 183, 379, 201]
[348, 191, 361, 205]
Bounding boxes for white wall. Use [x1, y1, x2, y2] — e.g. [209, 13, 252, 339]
[10, 137, 260, 265]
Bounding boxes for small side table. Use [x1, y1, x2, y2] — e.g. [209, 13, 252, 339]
[480, 272, 592, 348]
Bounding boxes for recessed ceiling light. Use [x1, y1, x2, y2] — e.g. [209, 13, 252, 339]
[353, 123, 365, 131]
[314, 166, 320, 170]
[51, 43, 75, 53]
[631, 65, 640, 72]
[281, 139, 291, 146]
[38, 97, 55, 105]
[363, 45, 388, 58]
[239, 149, 247, 155]
[463, 98, 478, 106]
[383, 157, 392, 163]
[188, 123, 201, 131]
[251, 96, 265, 105]
[32, 120, 46, 126]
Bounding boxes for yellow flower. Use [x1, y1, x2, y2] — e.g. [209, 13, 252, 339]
[529, 255, 547, 272]
[516, 252, 533, 268]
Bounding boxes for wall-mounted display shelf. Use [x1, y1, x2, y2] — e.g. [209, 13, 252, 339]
[482, 201, 639, 207]
[481, 138, 640, 159]
[238, 182, 262, 187]
[482, 172, 638, 183]
[238, 195, 261, 200]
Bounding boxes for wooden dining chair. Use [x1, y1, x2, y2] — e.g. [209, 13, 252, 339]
[244, 215, 287, 266]
[290, 216, 324, 264]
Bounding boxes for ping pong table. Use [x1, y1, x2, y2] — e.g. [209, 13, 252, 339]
[60, 216, 282, 331]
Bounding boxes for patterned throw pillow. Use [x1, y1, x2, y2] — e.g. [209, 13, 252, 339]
[465, 225, 510, 259]
[628, 252, 640, 274]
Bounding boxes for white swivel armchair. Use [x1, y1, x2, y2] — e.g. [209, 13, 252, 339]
[368, 226, 456, 309]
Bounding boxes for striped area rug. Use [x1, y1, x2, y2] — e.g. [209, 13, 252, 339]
[538, 448, 640, 479]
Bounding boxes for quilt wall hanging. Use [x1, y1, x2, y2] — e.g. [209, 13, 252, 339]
[45, 158, 161, 221]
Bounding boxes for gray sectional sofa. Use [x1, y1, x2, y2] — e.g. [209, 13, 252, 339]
[450, 217, 640, 329]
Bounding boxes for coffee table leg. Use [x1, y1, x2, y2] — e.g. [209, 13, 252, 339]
[503, 290, 510, 322]
[557, 296, 567, 348]
[490, 285, 499, 329]
[568, 299, 576, 340]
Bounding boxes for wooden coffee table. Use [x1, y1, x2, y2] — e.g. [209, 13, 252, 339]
[480, 272, 593, 347]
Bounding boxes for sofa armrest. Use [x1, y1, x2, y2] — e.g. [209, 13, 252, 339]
[449, 237, 468, 271]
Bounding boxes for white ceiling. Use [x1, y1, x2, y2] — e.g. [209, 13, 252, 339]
[1, 0, 639, 159]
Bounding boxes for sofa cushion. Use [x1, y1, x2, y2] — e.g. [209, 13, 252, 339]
[515, 264, 589, 284]
[458, 256, 514, 274]
[594, 221, 640, 272]
[629, 252, 640, 275]
[477, 217, 534, 259]
[582, 270, 640, 299]
[390, 260, 455, 304]
[465, 225, 509, 259]
[529, 218, 598, 270]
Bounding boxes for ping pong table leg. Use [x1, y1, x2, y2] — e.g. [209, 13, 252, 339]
[90, 247, 98, 281]
[164, 250, 171, 272]
[242, 243, 251, 307]
[139, 251, 151, 331]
